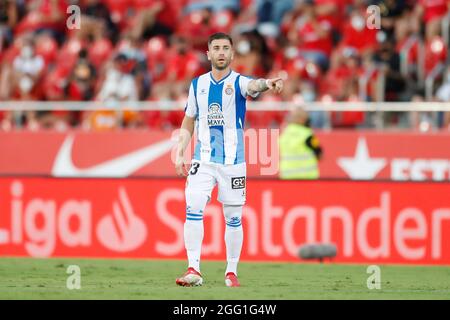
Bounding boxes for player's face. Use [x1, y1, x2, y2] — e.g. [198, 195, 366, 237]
[207, 39, 234, 71]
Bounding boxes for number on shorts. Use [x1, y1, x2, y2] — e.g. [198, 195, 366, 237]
[189, 162, 200, 175]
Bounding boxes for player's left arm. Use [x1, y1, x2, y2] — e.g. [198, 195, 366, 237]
[247, 77, 284, 96]
[305, 135, 323, 160]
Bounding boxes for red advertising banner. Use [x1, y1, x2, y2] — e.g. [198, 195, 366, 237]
[2, 130, 450, 180]
[1, 177, 449, 265]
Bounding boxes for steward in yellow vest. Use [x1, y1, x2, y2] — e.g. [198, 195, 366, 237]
[279, 108, 322, 179]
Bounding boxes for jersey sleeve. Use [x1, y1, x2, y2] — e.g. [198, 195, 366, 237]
[184, 81, 198, 118]
[239, 75, 259, 99]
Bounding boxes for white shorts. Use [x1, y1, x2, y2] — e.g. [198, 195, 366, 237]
[186, 160, 246, 205]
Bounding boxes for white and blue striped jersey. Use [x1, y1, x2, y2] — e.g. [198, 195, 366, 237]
[184, 70, 258, 165]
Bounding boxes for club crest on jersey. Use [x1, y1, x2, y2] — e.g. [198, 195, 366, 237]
[208, 103, 225, 126]
[225, 85, 234, 95]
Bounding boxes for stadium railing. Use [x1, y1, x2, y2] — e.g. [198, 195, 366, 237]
[1, 101, 450, 130]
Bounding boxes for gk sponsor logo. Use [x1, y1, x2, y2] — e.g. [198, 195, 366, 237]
[231, 177, 246, 189]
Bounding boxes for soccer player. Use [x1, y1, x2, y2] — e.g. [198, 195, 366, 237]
[174, 32, 283, 287]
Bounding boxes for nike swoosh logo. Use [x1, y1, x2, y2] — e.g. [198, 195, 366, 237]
[52, 135, 175, 177]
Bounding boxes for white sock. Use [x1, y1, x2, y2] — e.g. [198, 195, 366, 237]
[225, 225, 243, 275]
[184, 219, 204, 273]
[223, 204, 243, 275]
[185, 190, 209, 274]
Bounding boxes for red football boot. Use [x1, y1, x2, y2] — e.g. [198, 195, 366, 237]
[225, 272, 240, 287]
[176, 267, 203, 287]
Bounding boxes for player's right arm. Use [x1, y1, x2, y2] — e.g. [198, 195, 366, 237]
[175, 115, 195, 177]
[247, 77, 284, 96]
[175, 81, 198, 177]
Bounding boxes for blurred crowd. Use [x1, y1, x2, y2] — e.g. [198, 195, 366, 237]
[0, 0, 449, 131]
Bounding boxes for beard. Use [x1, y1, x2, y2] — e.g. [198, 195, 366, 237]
[212, 58, 231, 70]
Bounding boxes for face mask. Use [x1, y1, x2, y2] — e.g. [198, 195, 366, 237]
[21, 46, 33, 59]
[302, 90, 316, 102]
[376, 31, 387, 43]
[19, 76, 33, 93]
[285, 46, 298, 59]
[237, 40, 250, 55]
[351, 15, 365, 31]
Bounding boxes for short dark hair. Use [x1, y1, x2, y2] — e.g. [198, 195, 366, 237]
[208, 32, 233, 47]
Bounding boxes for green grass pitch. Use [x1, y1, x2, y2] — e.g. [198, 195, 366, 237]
[0, 258, 449, 299]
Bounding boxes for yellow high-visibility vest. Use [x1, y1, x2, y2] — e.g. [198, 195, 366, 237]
[279, 124, 319, 179]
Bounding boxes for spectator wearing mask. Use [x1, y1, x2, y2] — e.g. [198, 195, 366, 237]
[12, 37, 44, 99]
[67, 49, 97, 101]
[232, 31, 267, 78]
[286, 0, 333, 70]
[409, 91, 435, 131]
[372, 35, 406, 101]
[298, 81, 328, 129]
[116, 35, 149, 99]
[339, 9, 378, 56]
[84, 53, 142, 130]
